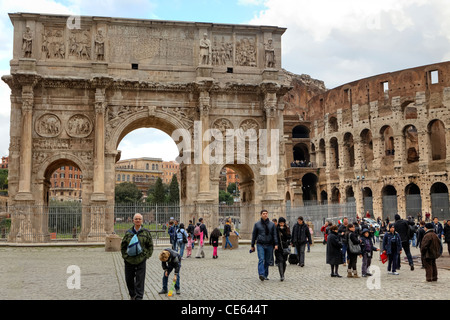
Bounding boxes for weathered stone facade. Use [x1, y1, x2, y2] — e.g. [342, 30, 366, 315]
[284, 62, 450, 221]
[2, 13, 290, 242]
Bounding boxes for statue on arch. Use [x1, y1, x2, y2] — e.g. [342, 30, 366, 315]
[199, 33, 212, 65]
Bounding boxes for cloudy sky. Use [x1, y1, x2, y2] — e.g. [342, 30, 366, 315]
[1, 0, 449, 161]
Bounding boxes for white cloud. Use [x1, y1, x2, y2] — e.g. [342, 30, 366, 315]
[248, 0, 450, 88]
[117, 128, 179, 161]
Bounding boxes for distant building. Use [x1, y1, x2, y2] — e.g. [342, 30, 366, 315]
[1, 156, 8, 169]
[49, 166, 83, 202]
[115, 157, 164, 196]
[161, 160, 180, 184]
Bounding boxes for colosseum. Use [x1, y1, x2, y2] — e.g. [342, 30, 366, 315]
[283, 61, 450, 222]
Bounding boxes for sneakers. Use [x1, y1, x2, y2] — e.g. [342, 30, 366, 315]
[158, 289, 168, 294]
[176, 289, 180, 295]
[392, 272, 399, 275]
[259, 275, 265, 281]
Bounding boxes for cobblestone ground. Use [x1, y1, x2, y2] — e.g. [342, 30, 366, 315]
[0, 243, 449, 300]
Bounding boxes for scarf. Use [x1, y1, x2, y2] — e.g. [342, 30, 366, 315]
[261, 218, 270, 235]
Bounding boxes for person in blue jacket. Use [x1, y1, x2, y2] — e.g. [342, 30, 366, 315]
[383, 223, 402, 275]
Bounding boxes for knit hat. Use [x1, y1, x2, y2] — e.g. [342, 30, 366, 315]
[362, 228, 369, 234]
[278, 217, 286, 223]
[425, 223, 434, 230]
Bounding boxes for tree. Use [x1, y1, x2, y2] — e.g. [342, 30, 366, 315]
[168, 174, 179, 203]
[115, 182, 142, 203]
[0, 169, 8, 191]
[219, 190, 234, 205]
[227, 182, 239, 196]
[151, 177, 166, 204]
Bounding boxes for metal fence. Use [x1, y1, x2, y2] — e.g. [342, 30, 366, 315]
[286, 201, 357, 237]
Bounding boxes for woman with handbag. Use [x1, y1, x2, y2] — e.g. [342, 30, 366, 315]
[346, 223, 362, 278]
[275, 217, 291, 281]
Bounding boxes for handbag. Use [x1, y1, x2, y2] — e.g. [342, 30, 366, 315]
[347, 233, 361, 254]
[380, 251, 388, 264]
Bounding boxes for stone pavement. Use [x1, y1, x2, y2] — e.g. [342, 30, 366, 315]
[0, 242, 449, 300]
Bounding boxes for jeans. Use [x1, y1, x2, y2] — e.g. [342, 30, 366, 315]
[257, 244, 273, 278]
[342, 243, 348, 263]
[388, 252, 399, 272]
[177, 240, 185, 258]
[295, 243, 307, 265]
[225, 236, 232, 248]
[361, 253, 372, 275]
[124, 260, 146, 300]
[162, 266, 180, 291]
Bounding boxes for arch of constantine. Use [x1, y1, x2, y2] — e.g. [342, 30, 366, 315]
[2, 13, 289, 242]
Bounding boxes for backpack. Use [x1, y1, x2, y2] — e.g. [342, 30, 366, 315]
[127, 233, 143, 257]
[179, 229, 188, 244]
[194, 224, 201, 236]
[407, 222, 416, 240]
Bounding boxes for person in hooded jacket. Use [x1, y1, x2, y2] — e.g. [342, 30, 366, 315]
[360, 228, 379, 277]
[383, 223, 402, 275]
[274, 217, 291, 281]
[326, 225, 343, 277]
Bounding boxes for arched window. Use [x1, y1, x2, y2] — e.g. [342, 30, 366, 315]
[292, 125, 309, 138]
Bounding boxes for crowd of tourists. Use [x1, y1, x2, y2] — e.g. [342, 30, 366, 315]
[321, 214, 449, 282]
[118, 209, 449, 300]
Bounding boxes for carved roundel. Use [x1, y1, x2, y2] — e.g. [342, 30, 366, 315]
[212, 118, 234, 141]
[238, 119, 260, 141]
[35, 113, 62, 138]
[66, 114, 93, 138]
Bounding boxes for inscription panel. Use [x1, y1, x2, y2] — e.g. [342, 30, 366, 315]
[107, 25, 195, 65]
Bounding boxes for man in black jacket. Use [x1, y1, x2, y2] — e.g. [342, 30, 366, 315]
[291, 216, 312, 267]
[394, 214, 415, 270]
[251, 209, 278, 281]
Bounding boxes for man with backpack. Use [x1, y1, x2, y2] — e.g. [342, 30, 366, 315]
[121, 213, 154, 300]
[393, 214, 415, 271]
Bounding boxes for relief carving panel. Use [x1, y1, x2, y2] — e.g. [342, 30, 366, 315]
[35, 114, 62, 138]
[66, 114, 93, 138]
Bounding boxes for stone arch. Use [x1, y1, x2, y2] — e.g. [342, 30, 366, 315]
[292, 125, 309, 138]
[37, 152, 89, 205]
[430, 182, 450, 220]
[293, 142, 310, 163]
[403, 124, 419, 163]
[360, 128, 374, 166]
[106, 106, 193, 152]
[405, 183, 422, 217]
[329, 137, 339, 169]
[343, 132, 355, 168]
[331, 186, 340, 204]
[428, 119, 446, 161]
[381, 185, 398, 219]
[380, 125, 395, 156]
[302, 173, 318, 202]
[328, 116, 338, 133]
[345, 185, 355, 202]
